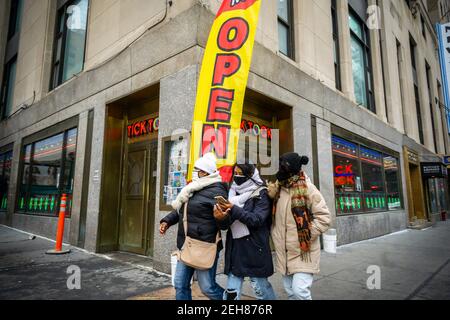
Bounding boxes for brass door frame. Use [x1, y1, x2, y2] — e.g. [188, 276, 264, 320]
[403, 147, 427, 221]
[145, 140, 158, 257]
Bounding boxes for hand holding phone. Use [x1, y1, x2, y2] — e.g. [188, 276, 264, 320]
[215, 196, 230, 206]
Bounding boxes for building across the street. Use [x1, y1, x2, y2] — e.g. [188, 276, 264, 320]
[0, 0, 450, 273]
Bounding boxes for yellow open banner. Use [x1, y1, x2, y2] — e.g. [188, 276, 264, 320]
[188, 0, 261, 182]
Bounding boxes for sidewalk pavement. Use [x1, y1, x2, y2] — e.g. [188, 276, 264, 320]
[1, 221, 449, 300]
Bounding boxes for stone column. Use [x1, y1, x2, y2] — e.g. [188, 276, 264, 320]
[316, 118, 336, 229]
[68, 110, 89, 246]
[368, 0, 388, 122]
[6, 137, 21, 226]
[153, 65, 198, 273]
[83, 102, 106, 252]
[292, 106, 313, 179]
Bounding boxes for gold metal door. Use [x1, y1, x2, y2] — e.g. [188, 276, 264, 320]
[119, 142, 151, 255]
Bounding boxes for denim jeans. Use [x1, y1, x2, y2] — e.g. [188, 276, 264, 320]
[282, 273, 314, 300]
[223, 273, 277, 300]
[174, 252, 224, 300]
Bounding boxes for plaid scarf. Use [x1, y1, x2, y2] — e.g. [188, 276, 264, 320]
[274, 171, 313, 262]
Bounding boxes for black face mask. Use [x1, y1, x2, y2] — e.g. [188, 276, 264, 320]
[276, 169, 291, 182]
[233, 175, 250, 186]
[276, 162, 293, 182]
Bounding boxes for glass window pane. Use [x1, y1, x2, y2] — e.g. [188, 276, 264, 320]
[277, 0, 289, 22]
[0, 151, 12, 211]
[349, 14, 363, 39]
[351, 37, 368, 107]
[437, 178, 447, 212]
[62, 128, 78, 214]
[62, 0, 88, 82]
[56, 37, 63, 63]
[360, 147, 385, 211]
[18, 145, 32, 211]
[18, 129, 78, 215]
[4, 59, 17, 117]
[278, 22, 289, 56]
[332, 137, 362, 214]
[428, 179, 439, 214]
[29, 134, 64, 214]
[15, 0, 24, 34]
[333, 39, 338, 64]
[384, 156, 401, 210]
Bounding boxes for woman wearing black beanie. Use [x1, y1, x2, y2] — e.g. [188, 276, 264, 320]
[268, 153, 331, 300]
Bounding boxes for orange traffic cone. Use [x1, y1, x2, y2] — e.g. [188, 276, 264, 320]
[46, 194, 71, 255]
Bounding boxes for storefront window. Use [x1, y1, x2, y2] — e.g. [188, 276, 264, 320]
[437, 178, 449, 212]
[332, 137, 362, 214]
[332, 135, 402, 215]
[384, 156, 401, 210]
[361, 147, 385, 211]
[0, 149, 13, 211]
[421, 163, 449, 216]
[426, 178, 449, 214]
[18, 128, 78, 216]
[161, 137, 189, 210]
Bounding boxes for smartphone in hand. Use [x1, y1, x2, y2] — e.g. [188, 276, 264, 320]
[214, 196, 230, 206]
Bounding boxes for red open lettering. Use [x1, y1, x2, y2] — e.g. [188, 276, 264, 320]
[217, 18, 249, 52]
[212, 54, 241, 86]
[201, 124, 230, 159]
[207, 88, 234, 122]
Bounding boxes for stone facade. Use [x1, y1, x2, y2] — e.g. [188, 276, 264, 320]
[0, 1, 449, 273]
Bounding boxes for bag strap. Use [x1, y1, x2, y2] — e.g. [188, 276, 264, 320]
[183, 200, 221, 244]
[183, 202, 188, 236]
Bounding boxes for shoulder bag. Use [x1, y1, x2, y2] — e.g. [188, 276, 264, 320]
[179, 202, 221, 270]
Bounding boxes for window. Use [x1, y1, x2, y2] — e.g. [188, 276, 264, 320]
[7, 0, 24, 40]
[333, 137, 362, 214]
[50, 0, 89, 89]
[410, 37, 424, 144]
[349, 10, 375, 112]
[1, 58, 17, 118]
[420, 15, 427, 40]
[0, 149, 13, 211]
[18, 128, 78, 216]
[332, 135, 402, 215]
[0, 0, 24, 119]
[332, 0, 342, 90]
[277, 0, 294, 59]
[425, 62, 437, 152]
[384, 156, 401, 210]
[360, 147, 385, 212]
[396, 40, 407, 133]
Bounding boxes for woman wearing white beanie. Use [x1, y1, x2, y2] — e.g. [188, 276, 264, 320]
[159, 153, 228, 300]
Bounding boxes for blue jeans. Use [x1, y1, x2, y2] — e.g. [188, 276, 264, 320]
[174, 252, 224, 300]
[282, 273, 314, 300]
[223, 273, 277, 300]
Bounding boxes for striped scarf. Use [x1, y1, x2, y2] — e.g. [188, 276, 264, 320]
[276, 171, 313, 262]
